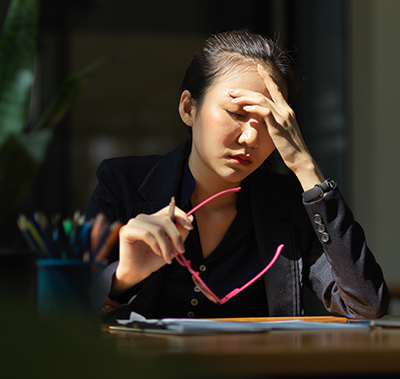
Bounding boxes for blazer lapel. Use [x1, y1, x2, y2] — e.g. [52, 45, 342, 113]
[129, 138, 191, 218]
[248, 170, 302, 316]
[127, 139, 191, 318]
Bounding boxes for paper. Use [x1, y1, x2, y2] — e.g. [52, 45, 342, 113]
[109, 311, 370, 335]
[370, 316, 400, 328]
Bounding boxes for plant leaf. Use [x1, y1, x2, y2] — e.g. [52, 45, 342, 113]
[30, 57, 106, 131]
[0, 0, 40, 145]
[0, 131, 50, 225]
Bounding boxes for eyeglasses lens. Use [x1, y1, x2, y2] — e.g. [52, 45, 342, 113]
[192, 275, 220, 304]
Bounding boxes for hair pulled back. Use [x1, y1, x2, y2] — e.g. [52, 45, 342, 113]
[181, 30, 301, 107]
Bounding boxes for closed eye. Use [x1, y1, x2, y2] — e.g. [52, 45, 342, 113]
[226, 110, 244, 119]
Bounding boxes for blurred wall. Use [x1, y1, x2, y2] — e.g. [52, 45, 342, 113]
[60, 0, 277, 212]
[68, 32, 204, 210]
[2, 0, 400, 313]
[349, 0, 400, 311]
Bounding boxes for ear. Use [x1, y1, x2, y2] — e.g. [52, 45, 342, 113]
[179, 90, 195, 127]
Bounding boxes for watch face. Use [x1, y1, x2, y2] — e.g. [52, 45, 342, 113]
[327, 179, 335, 189]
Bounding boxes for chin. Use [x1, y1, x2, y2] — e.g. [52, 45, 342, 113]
[219, 168, 252, 184]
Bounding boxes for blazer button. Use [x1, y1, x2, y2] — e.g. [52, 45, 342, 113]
[199, 265, 206, 272]
[187, 311, 195, 318]
[313, 214, 323, 225]
[194, 286, 201, 293]
[191, 299, 199, 306]
[317, 224, 325, 233]
[321, 232, 330, 243]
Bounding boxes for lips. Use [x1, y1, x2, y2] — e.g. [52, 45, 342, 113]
[230, 154, 252, 166]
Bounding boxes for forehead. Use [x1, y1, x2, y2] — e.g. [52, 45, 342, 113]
[207, 63, 288, 100]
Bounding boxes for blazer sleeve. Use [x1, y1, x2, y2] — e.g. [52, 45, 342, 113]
[85, 159, 127, 223]
[303, 184, 390, 319]
[85, 159, 149, 319]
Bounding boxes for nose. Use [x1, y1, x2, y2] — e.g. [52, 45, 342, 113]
[237, 120, 259, 148]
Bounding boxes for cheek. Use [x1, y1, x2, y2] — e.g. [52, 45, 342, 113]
[198, 110, 235, 139]
[261, 135, 276, 158]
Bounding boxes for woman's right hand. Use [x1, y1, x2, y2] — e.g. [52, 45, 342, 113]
[111, 205, 193, 297]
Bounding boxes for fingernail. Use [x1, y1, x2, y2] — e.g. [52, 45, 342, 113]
[154, 245, 162, 256]
[178, 242, 186, 254]
[163, 251, 172, 264]
[227, 89, 238, 94]
[182, 219, 194, 230]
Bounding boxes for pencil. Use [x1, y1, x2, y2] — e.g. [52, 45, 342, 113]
[94, 221, 123, 261]
[32, 212, 55, 257]
[17, 215, 40, 252]
[168, 196, 175, 221]
[25, 218, 47, 255]
[91, 213, 106, 254]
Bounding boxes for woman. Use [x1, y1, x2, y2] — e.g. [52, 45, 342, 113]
[86, 30, 389, 319]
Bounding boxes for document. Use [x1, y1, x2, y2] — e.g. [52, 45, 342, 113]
[370, 316, 400, 328]
[109, 312, 370, 335]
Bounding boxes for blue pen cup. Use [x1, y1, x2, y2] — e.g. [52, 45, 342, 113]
[37, 259, 106, 333]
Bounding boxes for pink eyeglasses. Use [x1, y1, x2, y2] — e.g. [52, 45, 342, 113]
[169, 187, 284, 305]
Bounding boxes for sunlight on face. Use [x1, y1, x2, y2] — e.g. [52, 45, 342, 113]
[187, 62, 286, 188]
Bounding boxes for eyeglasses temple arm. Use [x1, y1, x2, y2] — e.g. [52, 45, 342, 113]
[219, 244, 284, 304]
[186, 187, 241, 217]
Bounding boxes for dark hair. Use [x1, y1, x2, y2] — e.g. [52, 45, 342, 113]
[181, 30, 301, 106]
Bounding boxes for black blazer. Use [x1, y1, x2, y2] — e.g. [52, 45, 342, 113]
[86, 139, 389, 318]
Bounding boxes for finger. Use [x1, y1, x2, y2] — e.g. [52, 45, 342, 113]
[230, 90, 269, 106]
[228, 89, 280, 120]
[242, 103, 274, 119]
[257, 64, 288, 108]
[156, 202, 192, 225]
[120, 221, 163, 259]
[149, 211, 189, 254]
[125, 216, 176, 264]
[173, 207, 194, 231]
[155, 206, 192, 252]
[228, 88, 266, 103]
[242, 104, 279, 132]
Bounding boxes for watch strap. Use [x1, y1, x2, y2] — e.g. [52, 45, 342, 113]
[302, 179, 335, 203]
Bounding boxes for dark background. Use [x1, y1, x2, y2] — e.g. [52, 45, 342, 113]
[16, 0, 347, 217]
[0, 0, 348, 315]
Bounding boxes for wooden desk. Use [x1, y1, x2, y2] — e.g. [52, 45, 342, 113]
[102, 316, 400, 378]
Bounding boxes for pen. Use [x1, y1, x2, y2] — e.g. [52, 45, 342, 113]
[55, 215, 72, 259]
[63, 219, 72, 239]
[168, 196, 175, 221]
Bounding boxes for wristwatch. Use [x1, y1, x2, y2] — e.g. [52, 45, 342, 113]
[302, 179, 335, 203]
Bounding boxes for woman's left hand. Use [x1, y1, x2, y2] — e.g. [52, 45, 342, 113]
[229, 64, 324, 191]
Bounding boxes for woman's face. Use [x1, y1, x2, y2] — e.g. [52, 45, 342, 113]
[182, 64, 285, 188]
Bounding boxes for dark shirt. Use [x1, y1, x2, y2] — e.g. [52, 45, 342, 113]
[156, 161, 268, 318]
